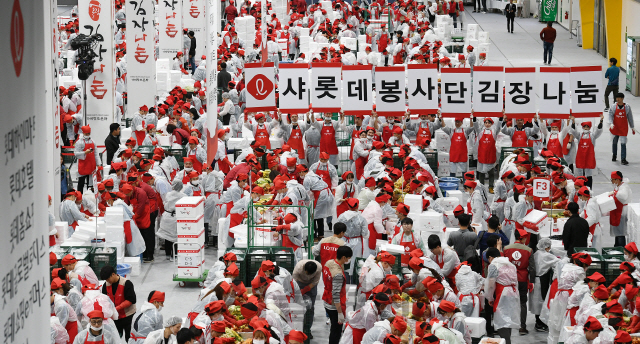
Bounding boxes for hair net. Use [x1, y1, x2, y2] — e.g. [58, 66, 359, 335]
[537, 237, 552, 250]
[222, 92, 230, 99]
[164, 315, 183, 327]
[172, 179, 183, 191]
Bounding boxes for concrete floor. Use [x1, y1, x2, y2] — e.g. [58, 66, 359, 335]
[126, 11, 640, 344]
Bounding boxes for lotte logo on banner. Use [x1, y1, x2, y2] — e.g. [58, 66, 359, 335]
[88, 0, 101, 21]
[247, 74, 274, 100]
[10, 0, 23, 77]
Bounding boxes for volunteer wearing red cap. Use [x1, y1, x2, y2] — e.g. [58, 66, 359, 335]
[492, 171, 515, 222]
[360, 315, 407, 344]
[336, 198, 369, 276]
[141, 124, 158, 146]
[542, 120, 572, 161]
[614, 330, 632, 344]
[463, 179, 489, 226]
[484, 247, 519, 342]
[341, 292, 391, 344]
[356, 251, 396, 308]
[132, 105, 148, 145]
[51, 277, 80, 342]
[204, 252, 239, 288]
[59, 189, 92, 237]
[322, 246, 353, 343]
[61, 253, 100, 286]
[275, 213, 306, 261]
[100, 264, 137, 340]
[503, 227, 535, 335]
[512, 187, 537, 245]
[441, 115, 475, 177]
[335, 171, 360, 218]
[391, 203, 411, 237]
[74, 307, 120, 343]
[128, 290, 165, 343]
[312, 221, 346, 266]
[391, 217, 426, 266]
[304, 160, 335, 241]
[624, 242, 640, 269]
[388, 126, 410, 146]
[609, 171, 630, 247]
[245, 112, 274, 149]
[570, 114, 604, 188]
[185, 136, 206, 174]
[310, 151, 338, 189]
[551, 173, 575, 209]
[74, 125, 101, 192]
[474, 116, 500, 191]
[338, 111, 370, 162]
[362, 193, 390, 257]
[351, 130, 372, 181]
[358, 177, 378, 210]
[500, 113, 541, 152]
[577, 186, 603, 250]
[608, 92, 634, 165]
[564, 316, 603, 343]
[223, 154, 260, 189]
[406, 112, 443, 148]
[182, 170, 204, 197]
[376, 114, 407, 145]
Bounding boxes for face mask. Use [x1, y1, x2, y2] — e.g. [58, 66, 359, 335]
[191, 180, 200, 186]
[421, 119, 428, 125]
[288, 168, 295, 173]
[625, 254, 630, 261]
[90, 325, 103, 332]
[346, 181, 352, 185]
[212, 314, 224, 321]
[551, 129, 559, 133]
[225, 296, 235, 306]
[85, 135, 91, 139]
[253, 340, 265, 344]
[368, 135, 374, 140]
[184, 167, 193, 172]
[157, 306, 163, 311]
[253, 196, 259, 202]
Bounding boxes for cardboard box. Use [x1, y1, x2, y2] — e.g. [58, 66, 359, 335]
[175, 197, 205, 220]
[177, 215, 205, 235]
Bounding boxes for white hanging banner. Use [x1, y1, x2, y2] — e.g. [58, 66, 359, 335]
[407, 64, 439, 115]
[206, 0, 218, 167]
[570, 66, 603, 118]
[311, 63, 342, 113]
[279, 64, 310, 113]
[539, 67, 571, 119]
[78, 0, 115, 140]
[159, 0, 182, 58]
[504, 67, 537, 119]
[183, 0, 206, 63]
[440, 68, 471, 117]
[127, 0, 156, 118]
[45, 0, 61, 214]
[1, 0, 51, 343]
[342, 65, 373, 116]
[375, 66, 406, 117]
[244, 62, 277, 112]
[472, 66, 504, 116]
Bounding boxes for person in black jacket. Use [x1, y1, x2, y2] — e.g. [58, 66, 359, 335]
[505, 0, 516, 33]
[217, 62, 231, 93]
[104, 123, 121, 165]
[562, 202, 590, 254]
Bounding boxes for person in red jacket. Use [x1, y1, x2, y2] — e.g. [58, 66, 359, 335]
[312, 222, 346, 266]
[121, 182, 152, 262]
[503, 227, 535, 335]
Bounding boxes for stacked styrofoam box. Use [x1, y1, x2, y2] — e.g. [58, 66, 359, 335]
[55, 222, 67, 244]
[434, 27, 445, 40]
[169, 70, 182, 89]
[235, 16, 256, 44]
[443, 211, 459, 227]
[299, 36, 311, 54]
[438, 152, 450, 170]
[308, 42, 318, 55]
[555, 217, 568, 235]
[157, 58, 171, 71]
[340, 37, 357, 51]
[156, 72, 169, 93]
[104, 207, 125, 257]
[124, 257, 141, 276]
[466, 317, 487, 338]
[404, 194, 423, 215]
[478, 31, 490, 43]
[379, 243, 406, 255]
[416, 211, 444, 233]
[290, 303, 306, 330]
[357, 35, 367, 51]
[467, 24, 479, 38]
[299, 27, 310, 37]
[319, 1, 334, 21]
[435, 129, 450, 153]
[446, 190, 466, 208]
[479, 43, 490, 54]
[523, 209, 547, 233]
[628, 203, 640, 244]
[439, 197, 460, 212]
[176, 196, 205, 278]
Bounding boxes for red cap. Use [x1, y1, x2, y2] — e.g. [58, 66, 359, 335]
[605, 299, 624, 314]
[261, 260, 275, 271]
[148, 291, 166, 303]
[578, 186, 590, 197]
[346, 198, 359, 209]
[289, 330, 308, 343]
[571, 252, 593, 266]
[453, 204, 465, 216]
[396, 203, 410, 216]
[391, 317, 407, 334]
[582, 121, 592, 128]
[384, 275, 401, 290]
[120, 183, 133, 194]
[251, 276, 268, 290]
[377, 251, 396, 265]
[439, 300, 456, 313]
[81, 125, 91, 134]
[365, 177, 376, 187]
[51, 278, 65, 290]
[593, 284, 609, 300]
[611, 171, 623, 180]
[463, 180, 477, 189]
[204, 300, 226, 315]
[236, 173, 249, 182]
[409, 257, 424, 270]
[240, 302, 258, 319]
[222, 252, 237, 262]
[425, 278, 443, 294]
[211, 321, 226, 333]
[615, 330, 632, 343]
[375, 194, 391, 203]
[319, 152, 330, 160]
[50, 252, 58, 265]
[61, 254, 77, 266]
[286, 157, 297, 167]
[625, 242, 638, 255]
[586, 272, 605, 283]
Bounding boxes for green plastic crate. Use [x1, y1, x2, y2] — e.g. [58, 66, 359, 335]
[586, 254, 604, 277]
[50, 248, 69, 274]
[246, 248, 271, 285]
[224, 248, 247, 284]
[166, 147, 187, 168]
[91, 247, 118, 278]
[391, 254, 403, 275]
[135, 146, 156, 159]
[602, 247, 625, 256]
[573, 247, 600, 255]
[271, 247, 295, 273]
[125, 118, 133, 128]
[602, 254, 624, 284]
[61, 147, 76, 165]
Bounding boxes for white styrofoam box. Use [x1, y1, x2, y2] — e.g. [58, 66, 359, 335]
[555, 217, 568, 235]
[439, 197, 460, 211]
[478, 31, 490, 42]
[124, 257, 141, 277]
[299, 36, 311, 51]
[379, 243, 406, 255]
[443, 211, 459, 227]
[478, 43, 490, 53]
[177, 214, 205, 235]
[438, 167, 451, 177]
[467, 39, 479, 52]
[106, 241, 125, 259]
[404, 194, 423, 215]
[435, 129, 450, 145]
[421, 230, 443, 246]
[234, 236, 248, 248]
[523, 209, 548, 228]
[178, 266, 203, 278]
[465, 317, 486, 338]
[466, 31, 478, 41]
[437, 144, 450, 154]
[538, 218, 553, 238]
[252, 226, 279, 246]
[308, 42, 318, 54]
[438, 152, 450, 165]
[299, 27, 310, 37]
[175, 196, 205, 219]
[596, 193, 617, 214]
[417, 211, 444, 232]
[157, 135, 171, 146]
[601, 215, 610, 236]
[72, 231, 92, 241]
[169, 70, 182, 89]
[229, 224, 248, 238]
[156, 58, 171, 71]
[177, 243, 203, 261]
[446, 190, 466, 207]
[434, 27, 445, 39]
[55, 222, 67, 240]
[178, 230, 205, 245]
[467, 24, 479, 34]
[340, 37, 357, 50]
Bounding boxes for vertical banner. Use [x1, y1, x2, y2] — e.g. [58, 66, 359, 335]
[45, 0, 61, 212]
[440, 68, 472, 117]
[342, 65, 373, 116]
[159, 0, 182, 58]
[183, 0, 206, 63]
[570, 66, 603, 118]
[375, 66, 406, 116]
[127, 0, 156, 118]
[538, 67, 571, 118]
[279, 64, 310, 113]
[78, 0, 115, 141]
[407, 64, 439, 115]
[244, 62, 277, 112]
[472, 66, 504, 116]
[206, 0, 218, 167]
[505, 67, 537, 118]
[260, 0, 267, 63]
[311, 63, 342, 113]
[540, 0, 558, 21]
[1, 0, 50, 343]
